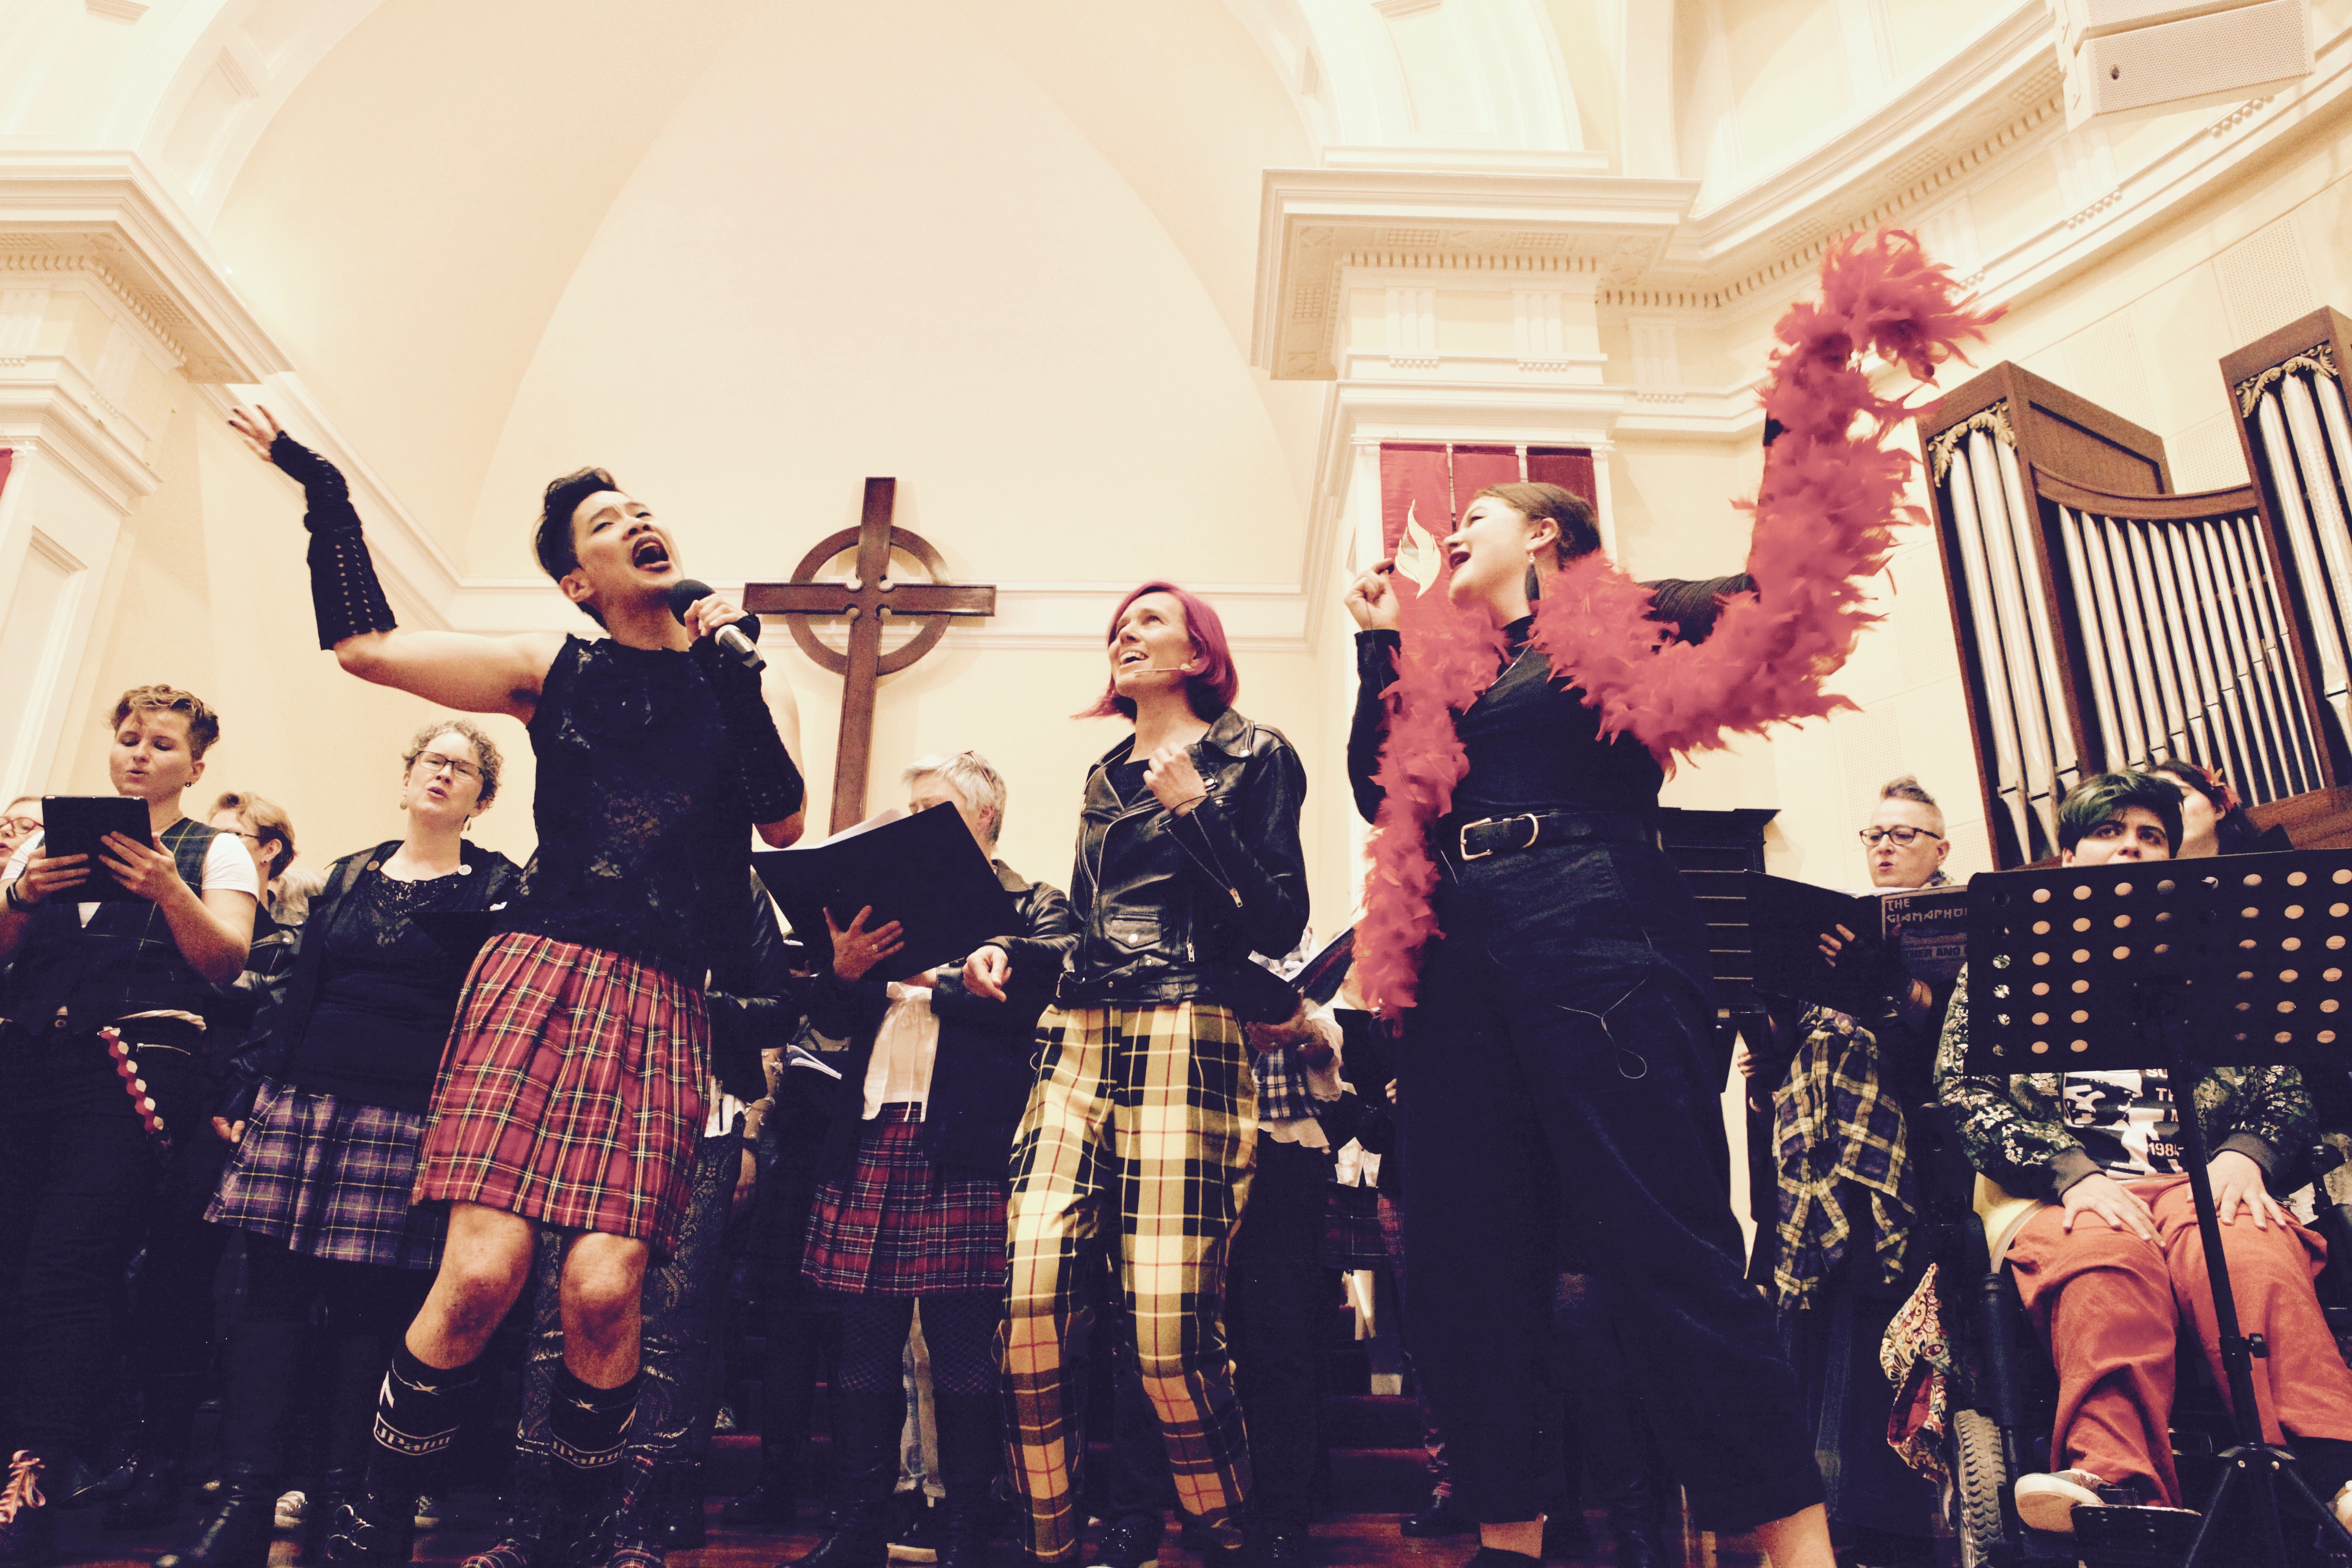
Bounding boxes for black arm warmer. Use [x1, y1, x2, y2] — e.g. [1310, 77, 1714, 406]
[692, 642, 806, 825]
[272, 431, 398, 650]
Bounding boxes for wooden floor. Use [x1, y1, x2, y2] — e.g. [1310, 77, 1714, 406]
[42, 1498, 1782, 1568]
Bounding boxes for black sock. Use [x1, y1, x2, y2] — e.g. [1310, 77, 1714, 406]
[371, 1341, 482, 1465]
[548, 1367, 640, 1477]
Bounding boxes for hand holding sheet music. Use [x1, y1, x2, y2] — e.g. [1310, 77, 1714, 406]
[753, 803, 1019, 985]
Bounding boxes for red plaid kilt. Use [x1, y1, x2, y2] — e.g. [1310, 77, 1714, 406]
[413, 932, 707, 1254]
[802, 1105, 1006, 1297]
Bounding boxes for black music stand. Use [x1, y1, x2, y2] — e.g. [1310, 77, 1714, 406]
[1969, 850, 2352, 1566]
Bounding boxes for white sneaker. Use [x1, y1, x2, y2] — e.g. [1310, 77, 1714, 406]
[273, 1490, 307, 1530]
[2015, 1469, 2105, 1534]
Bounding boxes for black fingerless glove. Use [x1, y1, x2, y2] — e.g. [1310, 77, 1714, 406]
[274, 431, 397, 649]
[692, 640, 805, 825]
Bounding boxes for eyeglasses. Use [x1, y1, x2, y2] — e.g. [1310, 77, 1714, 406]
[412, 753, 481, 782]
[0, 817, 38, 837]
[1859, 826, 1943, 848]
[224, 829, 263, 844]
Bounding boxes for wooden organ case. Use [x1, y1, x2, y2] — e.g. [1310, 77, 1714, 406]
[1916, 362, 2333, 867]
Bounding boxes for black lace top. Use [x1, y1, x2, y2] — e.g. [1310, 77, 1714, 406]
[284, 865, 476, 1113]
[506, 635, 749, 983]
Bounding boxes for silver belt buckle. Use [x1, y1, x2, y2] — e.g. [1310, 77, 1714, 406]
[1458, 813, 1541, 861]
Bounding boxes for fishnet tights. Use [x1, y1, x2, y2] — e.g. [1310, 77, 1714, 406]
[833, 1292, 1000, 1396]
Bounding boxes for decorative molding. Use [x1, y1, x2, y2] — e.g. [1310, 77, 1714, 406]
[1925, 403, 2015, 484]
[1251, 166, 1699, 379]
[2236, 343, 2339, 415]
[0, 152, 289, 385]
[83, 0, 149, 20]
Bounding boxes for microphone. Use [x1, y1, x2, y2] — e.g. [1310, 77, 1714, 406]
[667, 579, 765, 671]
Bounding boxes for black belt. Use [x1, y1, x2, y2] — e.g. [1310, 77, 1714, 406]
[1447, 810, 1653, 863]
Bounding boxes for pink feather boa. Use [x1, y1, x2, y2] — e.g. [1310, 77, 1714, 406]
[1357, 229, 2000, 1016]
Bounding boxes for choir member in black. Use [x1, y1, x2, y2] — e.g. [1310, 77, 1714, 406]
[157, 720, 520, 1568]
[109, 790, 317, 1533]
[225, 404, 805, 1567]
[0, 685, 260, 1565]
[789, 751, 1073, 1568]
[1345, 481, 1834, 1568]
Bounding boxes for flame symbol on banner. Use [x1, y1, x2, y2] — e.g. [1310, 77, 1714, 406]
[1392, 502, 1441, 592]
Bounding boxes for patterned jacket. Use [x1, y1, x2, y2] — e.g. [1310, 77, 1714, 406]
[1932, 964, 2312, 1200]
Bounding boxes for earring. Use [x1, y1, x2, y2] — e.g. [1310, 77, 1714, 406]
[1524, 552, 1543, 606]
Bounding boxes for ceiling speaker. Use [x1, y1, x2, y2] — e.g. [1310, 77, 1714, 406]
[2058, 0, 2311, 128]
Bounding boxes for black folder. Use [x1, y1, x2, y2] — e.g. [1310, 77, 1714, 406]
[1743, 871, 1970, 1011]
[752, 803, 1018, 985]
[37, 796, 155, 903]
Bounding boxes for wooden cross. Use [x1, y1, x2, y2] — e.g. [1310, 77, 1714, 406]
[745, 478, 996, 834]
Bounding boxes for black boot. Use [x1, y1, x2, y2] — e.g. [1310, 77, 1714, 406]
[457, 1453, 555, 1568]
[106, 1452, 186, 1532]
[110, 1370, 206, 1530]
[304, 1467, 365, 1566]
[779, 1390, 897, 1568]
[549, 1455, 627, 1568]
[322, 1460, 416, 1567]
[723, 1443, 799, 1529]
[161, 1318, 308, 1564]
[1601, 1467, 1672, 1568]
[155, 1467, 279, 1568]
[658, 1461, 704, 1550]
[606, 1453, 667, 1568]
[931, 1394, 999, 1568]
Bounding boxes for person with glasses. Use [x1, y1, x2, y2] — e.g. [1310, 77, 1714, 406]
[156, 721, 520, 1568]
[1733, 776, 1957, 1568]
[227, 406, 805, 1568]
[0, 803, 39, 866]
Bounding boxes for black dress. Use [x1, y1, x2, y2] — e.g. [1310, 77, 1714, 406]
[1350, 598, 1824, 1534]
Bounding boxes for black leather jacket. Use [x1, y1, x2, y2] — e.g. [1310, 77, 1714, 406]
[1001, 706, 1308, 1009]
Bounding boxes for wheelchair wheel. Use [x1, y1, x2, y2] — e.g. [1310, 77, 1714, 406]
[1952, 1407, 2011, 1568]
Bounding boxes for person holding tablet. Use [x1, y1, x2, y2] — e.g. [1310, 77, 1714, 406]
[0, 684, 259, 1565]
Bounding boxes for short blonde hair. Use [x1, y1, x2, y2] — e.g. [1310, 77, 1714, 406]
[211, 790, 297, 880]
[402, 718, 503, 807]
[112, 685, 221, 759]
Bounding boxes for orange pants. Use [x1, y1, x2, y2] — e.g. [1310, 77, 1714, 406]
[2006, 1173, 2352, 1506]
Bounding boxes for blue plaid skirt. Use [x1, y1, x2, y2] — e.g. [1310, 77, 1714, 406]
[207, 1078, 446, 1270]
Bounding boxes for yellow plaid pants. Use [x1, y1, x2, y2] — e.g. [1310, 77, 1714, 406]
[1000, 1000, 1257, 1563]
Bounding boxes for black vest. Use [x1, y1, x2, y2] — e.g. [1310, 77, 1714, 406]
[4, 818, 223, 1042]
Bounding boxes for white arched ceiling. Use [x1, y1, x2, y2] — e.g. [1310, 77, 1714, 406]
[1221, 0, 1595, 167]
[196, 0, 1331, 574]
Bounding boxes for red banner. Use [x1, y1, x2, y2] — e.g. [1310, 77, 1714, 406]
[1377, 441, 1596, 562]
[1377, 442, 1450, 557]
[1527, 446, 1594, 506]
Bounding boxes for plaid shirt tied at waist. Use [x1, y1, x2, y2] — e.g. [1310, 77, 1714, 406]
[1772, 1006, 1919, 1313]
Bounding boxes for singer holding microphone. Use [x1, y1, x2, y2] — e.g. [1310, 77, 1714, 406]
[225, 407, 806, 1568]
[962, 583, 1308, 1567]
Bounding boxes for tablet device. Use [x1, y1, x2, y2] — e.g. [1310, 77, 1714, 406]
[37, 796, 154, 903]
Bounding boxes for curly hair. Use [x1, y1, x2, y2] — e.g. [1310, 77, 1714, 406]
[402, 717, 504, 808]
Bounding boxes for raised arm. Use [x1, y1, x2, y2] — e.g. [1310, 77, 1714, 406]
[229, 405, 561, 722]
